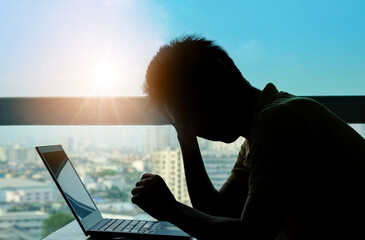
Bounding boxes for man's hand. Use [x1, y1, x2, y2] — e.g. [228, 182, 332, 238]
[131, 173, 177, 221]
[158, 104, 195, 137]
[162, 107, 199, 145]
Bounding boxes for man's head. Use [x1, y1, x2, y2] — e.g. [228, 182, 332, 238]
[144, 35, 255, 142]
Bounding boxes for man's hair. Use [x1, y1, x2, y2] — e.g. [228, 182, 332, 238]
[144, 35, 249, 106]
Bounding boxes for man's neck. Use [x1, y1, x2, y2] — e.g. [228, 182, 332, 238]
[239, 86, 262, 140]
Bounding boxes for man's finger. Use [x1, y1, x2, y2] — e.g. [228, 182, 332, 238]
[131, 195, 140, 205]
[135, 179, 149, 187]
[131, 186, 143, 196]
[141, 173, 155, 179]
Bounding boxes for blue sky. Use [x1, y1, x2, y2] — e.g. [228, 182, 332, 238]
[0, 0, 364, 96]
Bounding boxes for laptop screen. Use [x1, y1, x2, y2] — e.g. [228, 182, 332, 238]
[37, 145, 103, 232]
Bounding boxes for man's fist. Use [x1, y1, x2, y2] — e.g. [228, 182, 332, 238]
[131, 173, 177, 220]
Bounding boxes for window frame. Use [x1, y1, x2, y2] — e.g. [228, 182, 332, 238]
[0, 96, 364, 125]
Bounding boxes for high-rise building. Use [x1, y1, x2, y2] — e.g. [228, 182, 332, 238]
[197, 138, 242, 189]
[6, 148, 38, 163]
[0, 178, 58, 203]
[66, 137, 74, 152]
[150, 148, 190, 205]
[199, 137, 244, 152]
[148, 135, 242, 206]
[201, 150, 238, 189]
[0, 147, 6, 162]
[143, 126, 179, 154]
[0, 211, 49, 240]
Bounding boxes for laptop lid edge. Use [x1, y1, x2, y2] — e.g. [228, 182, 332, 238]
[35, 145, 102, 236]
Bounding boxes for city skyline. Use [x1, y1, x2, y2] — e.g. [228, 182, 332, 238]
[1, 124, 363, 148]
[0, 126, 244, 239]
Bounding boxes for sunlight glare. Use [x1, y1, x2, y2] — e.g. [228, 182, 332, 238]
[90, 61, 121, 96]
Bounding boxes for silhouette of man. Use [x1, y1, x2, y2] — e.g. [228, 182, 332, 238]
[131, 35, 365, 239]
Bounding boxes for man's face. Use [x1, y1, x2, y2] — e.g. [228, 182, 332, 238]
[191, 99, 241, 143]
[165, 90, 242, 143]
[160, 59, 246, 143]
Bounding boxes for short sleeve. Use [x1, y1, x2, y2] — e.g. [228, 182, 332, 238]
[248, 107, 308, 195]
[228, 140, 250, 183]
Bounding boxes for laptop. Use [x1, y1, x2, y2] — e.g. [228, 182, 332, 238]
[36, 145, 191, 240]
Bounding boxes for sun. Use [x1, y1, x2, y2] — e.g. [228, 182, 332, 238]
[90, 61, 121, 96]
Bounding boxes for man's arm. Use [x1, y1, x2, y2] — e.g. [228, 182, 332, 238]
[160, 107, 248, 218]
[167, 193, 289, 240]
[177, 130, 248, 218]
[131, 173, 289, 240]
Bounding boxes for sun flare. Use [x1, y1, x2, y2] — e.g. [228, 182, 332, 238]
[90, 61, 121, 96]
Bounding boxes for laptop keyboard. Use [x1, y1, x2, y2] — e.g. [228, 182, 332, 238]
[91, 219, 160, 234]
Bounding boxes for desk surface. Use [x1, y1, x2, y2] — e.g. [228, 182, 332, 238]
[43, 220, 88, 240]
[43, 220, 194, 240]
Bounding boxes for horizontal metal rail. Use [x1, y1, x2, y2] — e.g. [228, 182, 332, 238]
[0, 96, 364, 125]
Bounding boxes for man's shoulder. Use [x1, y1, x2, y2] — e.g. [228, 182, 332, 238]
[249, 95, 318, 147]
[254, 96, 310, 126]
[255, 94, 330, 127]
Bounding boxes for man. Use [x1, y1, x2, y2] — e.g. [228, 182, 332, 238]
[131, 35, 365, 239]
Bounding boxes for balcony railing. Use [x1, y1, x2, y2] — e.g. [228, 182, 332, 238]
[0, 96, 364, 125]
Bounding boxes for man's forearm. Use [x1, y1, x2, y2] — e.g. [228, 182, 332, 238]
[166, 201, 243, 240]
[178, 131, 248, 218]
[177, 132, 219, 210]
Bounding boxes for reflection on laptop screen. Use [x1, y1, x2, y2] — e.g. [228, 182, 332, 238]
[42, 150, 97, 220]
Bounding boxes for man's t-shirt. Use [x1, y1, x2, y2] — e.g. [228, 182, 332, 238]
[229, 83, 365, 239]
